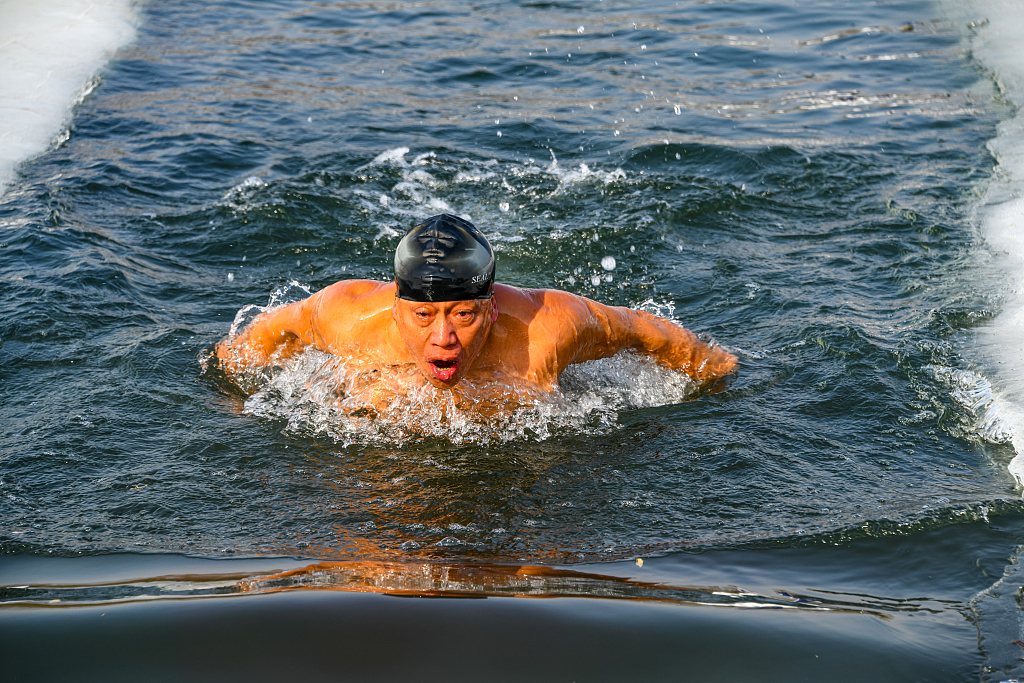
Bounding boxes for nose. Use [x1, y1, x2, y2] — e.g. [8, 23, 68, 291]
[428, 314, 459, 348]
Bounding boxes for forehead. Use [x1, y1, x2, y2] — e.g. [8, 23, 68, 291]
[397, 298, 486, 311]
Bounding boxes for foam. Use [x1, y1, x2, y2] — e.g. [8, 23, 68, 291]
[237, 347, 701, 446]
[936, 1, 1024, 482]
[924, 365, 1015, 444]
[345, 146, 629, 241]
[0, 0, 137, 197]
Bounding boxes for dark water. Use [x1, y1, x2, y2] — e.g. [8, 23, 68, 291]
[2, 0, 1023, 679]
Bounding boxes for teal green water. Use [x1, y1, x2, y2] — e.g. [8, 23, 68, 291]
[2, 0, 1023, 679]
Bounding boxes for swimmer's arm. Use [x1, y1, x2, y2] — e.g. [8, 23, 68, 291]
[556, 292, 737, 381]
[215, 294, 322, 371]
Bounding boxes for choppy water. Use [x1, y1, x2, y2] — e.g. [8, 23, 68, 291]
[3, 0, 1024, 679]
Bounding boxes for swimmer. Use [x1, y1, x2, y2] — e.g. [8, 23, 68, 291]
[215, 214, 737, 400]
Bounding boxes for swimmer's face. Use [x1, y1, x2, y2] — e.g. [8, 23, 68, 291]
[391, 296, 497, 387]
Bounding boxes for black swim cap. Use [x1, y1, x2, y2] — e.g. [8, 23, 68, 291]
[394, 214, 495, 302]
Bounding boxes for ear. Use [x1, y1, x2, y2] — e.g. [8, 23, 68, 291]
[490, 298, 498, 323]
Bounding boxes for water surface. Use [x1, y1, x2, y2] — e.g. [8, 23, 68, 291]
[2, 0, 1024, 679]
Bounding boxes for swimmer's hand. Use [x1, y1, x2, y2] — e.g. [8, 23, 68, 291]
[213, 338, 244, 373]
[691, 344, 738, 382]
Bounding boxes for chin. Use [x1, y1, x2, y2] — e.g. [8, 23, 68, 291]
[423, 374, 461, 389]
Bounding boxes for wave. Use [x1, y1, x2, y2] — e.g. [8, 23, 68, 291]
[937, 1, 1024, 484]
[0, 0, 138, 197]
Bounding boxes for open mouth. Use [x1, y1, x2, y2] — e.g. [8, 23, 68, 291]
[428, 358, 459, 381]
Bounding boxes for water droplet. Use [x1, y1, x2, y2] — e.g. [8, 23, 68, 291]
[589, 103, 594, 109]
[675, 153, 681, 160]
[307, 116, 312, 122]
[663, 139, 669, 145]
[578, 25, 585, 33]
[614, 130, 620, 136]
[296, 260, 301, 266]
[590, 275, 601, 287]
[497, 131, 502, 137]
[499, 201, 510, 212]
[514, 96, 518, 100]
[568, 53, 571, 58]
[495, 119, 500, 124]
[674, 105, 681, 115]
[694, 52, 698, 56]
[567, 275, 576, 285]
[641, 45, 647, 50]
[227, 272, 234, 282]
[630, 245, 636, 253]
[601, 256, 616, 271]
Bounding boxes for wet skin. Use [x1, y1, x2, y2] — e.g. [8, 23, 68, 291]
[215, 280, 738, 394]
[389, 297, 497, 387]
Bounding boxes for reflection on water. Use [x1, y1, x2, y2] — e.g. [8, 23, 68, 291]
[239, 561, 941, 618]
[1, 557, 957, 619]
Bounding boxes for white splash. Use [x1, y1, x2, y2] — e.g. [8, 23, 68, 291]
[349, 145, 628, 232]
[227, 280, 311, 338]
[220, 176, 267, 209]
[924, 365, 1015, 445]
[0, 0, 138, 197]
[234, 347, 700, 446]
[939, 0, 1024, 483]
[366, 146, 410, 168]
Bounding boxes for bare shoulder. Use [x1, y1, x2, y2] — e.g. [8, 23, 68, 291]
[316, 279, 395, 315]
[492, 283, 540, 317]
[493, 284, 596, 353]
[493, 284, 590, 322]
[305, 279, 395, 351]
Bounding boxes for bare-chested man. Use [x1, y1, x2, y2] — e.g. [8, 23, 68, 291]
[215, 214, 737, 407]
